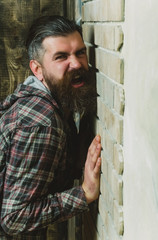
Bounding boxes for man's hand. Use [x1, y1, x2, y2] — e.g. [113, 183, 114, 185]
[82, 135, 101, 204]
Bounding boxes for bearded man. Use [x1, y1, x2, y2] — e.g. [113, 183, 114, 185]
[0, 15, 101, 239]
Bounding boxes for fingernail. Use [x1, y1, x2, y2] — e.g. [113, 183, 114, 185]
[96, 135, 100, 141]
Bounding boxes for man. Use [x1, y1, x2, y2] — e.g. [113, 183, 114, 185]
[0, 15, 101, 239]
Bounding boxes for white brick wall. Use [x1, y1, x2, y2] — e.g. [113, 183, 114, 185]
[82, 0, 124, 22]
[82, 0, 125, 239]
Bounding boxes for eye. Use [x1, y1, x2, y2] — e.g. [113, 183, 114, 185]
[76, 49, 87, 57]
[55, 54, 67, 61]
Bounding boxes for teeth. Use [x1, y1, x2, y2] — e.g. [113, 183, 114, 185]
[74, 75, 80, 79]
[72, 76, 82, 85]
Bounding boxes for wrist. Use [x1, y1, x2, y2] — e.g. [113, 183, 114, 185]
[82, 183, 94, 204]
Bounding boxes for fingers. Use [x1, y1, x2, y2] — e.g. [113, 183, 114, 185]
[93, 157, 101, 178]
[88, 135, 101, 155]
[87, 135, 101, 169]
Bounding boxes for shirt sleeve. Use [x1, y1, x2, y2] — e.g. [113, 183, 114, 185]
[0, 125, 88, 236]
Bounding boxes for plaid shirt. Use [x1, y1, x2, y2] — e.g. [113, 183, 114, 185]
[0, 84, 88, 239]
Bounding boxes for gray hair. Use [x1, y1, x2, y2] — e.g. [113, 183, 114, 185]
[26, 15, 83, 63]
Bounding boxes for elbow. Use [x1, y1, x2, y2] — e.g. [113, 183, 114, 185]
[1, 224, 19, 236]
[1, 214, 26, 236]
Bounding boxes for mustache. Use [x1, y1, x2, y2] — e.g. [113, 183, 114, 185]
[56, 68, 97, 114]
[45, 67, 97, 115]
[64, 68, 89, 85]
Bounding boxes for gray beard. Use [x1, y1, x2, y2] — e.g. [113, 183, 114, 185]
[44, 68, 97, 115]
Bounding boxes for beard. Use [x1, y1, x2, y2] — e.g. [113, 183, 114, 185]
[43, 68, 97, 115]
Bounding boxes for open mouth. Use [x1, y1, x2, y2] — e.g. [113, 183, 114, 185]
[71, 75, 85, 88]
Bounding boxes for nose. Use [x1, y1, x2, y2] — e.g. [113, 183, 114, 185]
[69, 55, 82, 70]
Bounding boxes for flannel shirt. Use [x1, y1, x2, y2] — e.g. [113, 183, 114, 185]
[0, 84, 88, 239]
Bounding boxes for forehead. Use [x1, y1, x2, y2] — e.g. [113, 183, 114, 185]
[42, 31, 85, 53]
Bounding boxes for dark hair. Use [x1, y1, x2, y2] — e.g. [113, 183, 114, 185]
[26, 15, 83, 62]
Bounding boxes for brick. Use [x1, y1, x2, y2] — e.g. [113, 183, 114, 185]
[107, 160, 113, 190]
[114, 84, 125, 115]
[107, 213, 122, 240]
[95, 48, 124, 84]
[96, 72, 114, 109]
[102, 226, 109, 240]
[85, 44, 96, 67]
[97, 97, 111, 130]
[113, 144, 124, 175]
[82, 23, 95, 44]
[101, 151, 108, 180]
[113, 200, 124, 235]
[98, 194, 108, 229]
[112, 113, 123, 144]
[112, 170, 123, 205]
[97, 97, 123, 144]
[115, 25, 124, 51]
[82, 0, 124, 22]
[94, 24, 123, 51]
[106, 0, 125, 22]
[100, 174, 108, 203]
[98, 202, 110, 240]
[103, 129, 114, 161]
[95, 24, 115, 50]
[100, 174, 114, 216]
[95, 117, 114, 160]
[99, 198, 122, 240]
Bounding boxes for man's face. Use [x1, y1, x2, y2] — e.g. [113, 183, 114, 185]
[41, 31, 89, 87]
[36, 31, 96, 114]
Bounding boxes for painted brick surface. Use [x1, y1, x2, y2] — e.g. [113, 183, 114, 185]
[113, 144, 124, 175]
[113, 200, 124, 235]
[82, 23, 95, 44]
[114, 85, 125, 115]
[97, 97, 123, 144]
[96, 73, 114, 109]
[81, 0, 124, 239]
[94, 24, 123, 51]
[95, 48, 124, 84]
[82, 0, 124, 22]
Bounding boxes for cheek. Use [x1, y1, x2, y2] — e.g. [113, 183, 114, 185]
[45, 64, 68, 80]
[56, 63, 69, 77]
[82, 57, 89, 70]
[85, 62, 89, 70]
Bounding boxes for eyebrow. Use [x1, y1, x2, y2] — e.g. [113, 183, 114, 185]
[76, 47, 87, 54]
[52, 47, 87, 59]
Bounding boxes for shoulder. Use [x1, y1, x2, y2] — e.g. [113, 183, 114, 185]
[16, 95, 63, 128]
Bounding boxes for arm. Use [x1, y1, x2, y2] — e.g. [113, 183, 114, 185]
[1, 125, 88, 235]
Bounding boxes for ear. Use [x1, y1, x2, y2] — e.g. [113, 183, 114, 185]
[29, 60, 43, 81]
